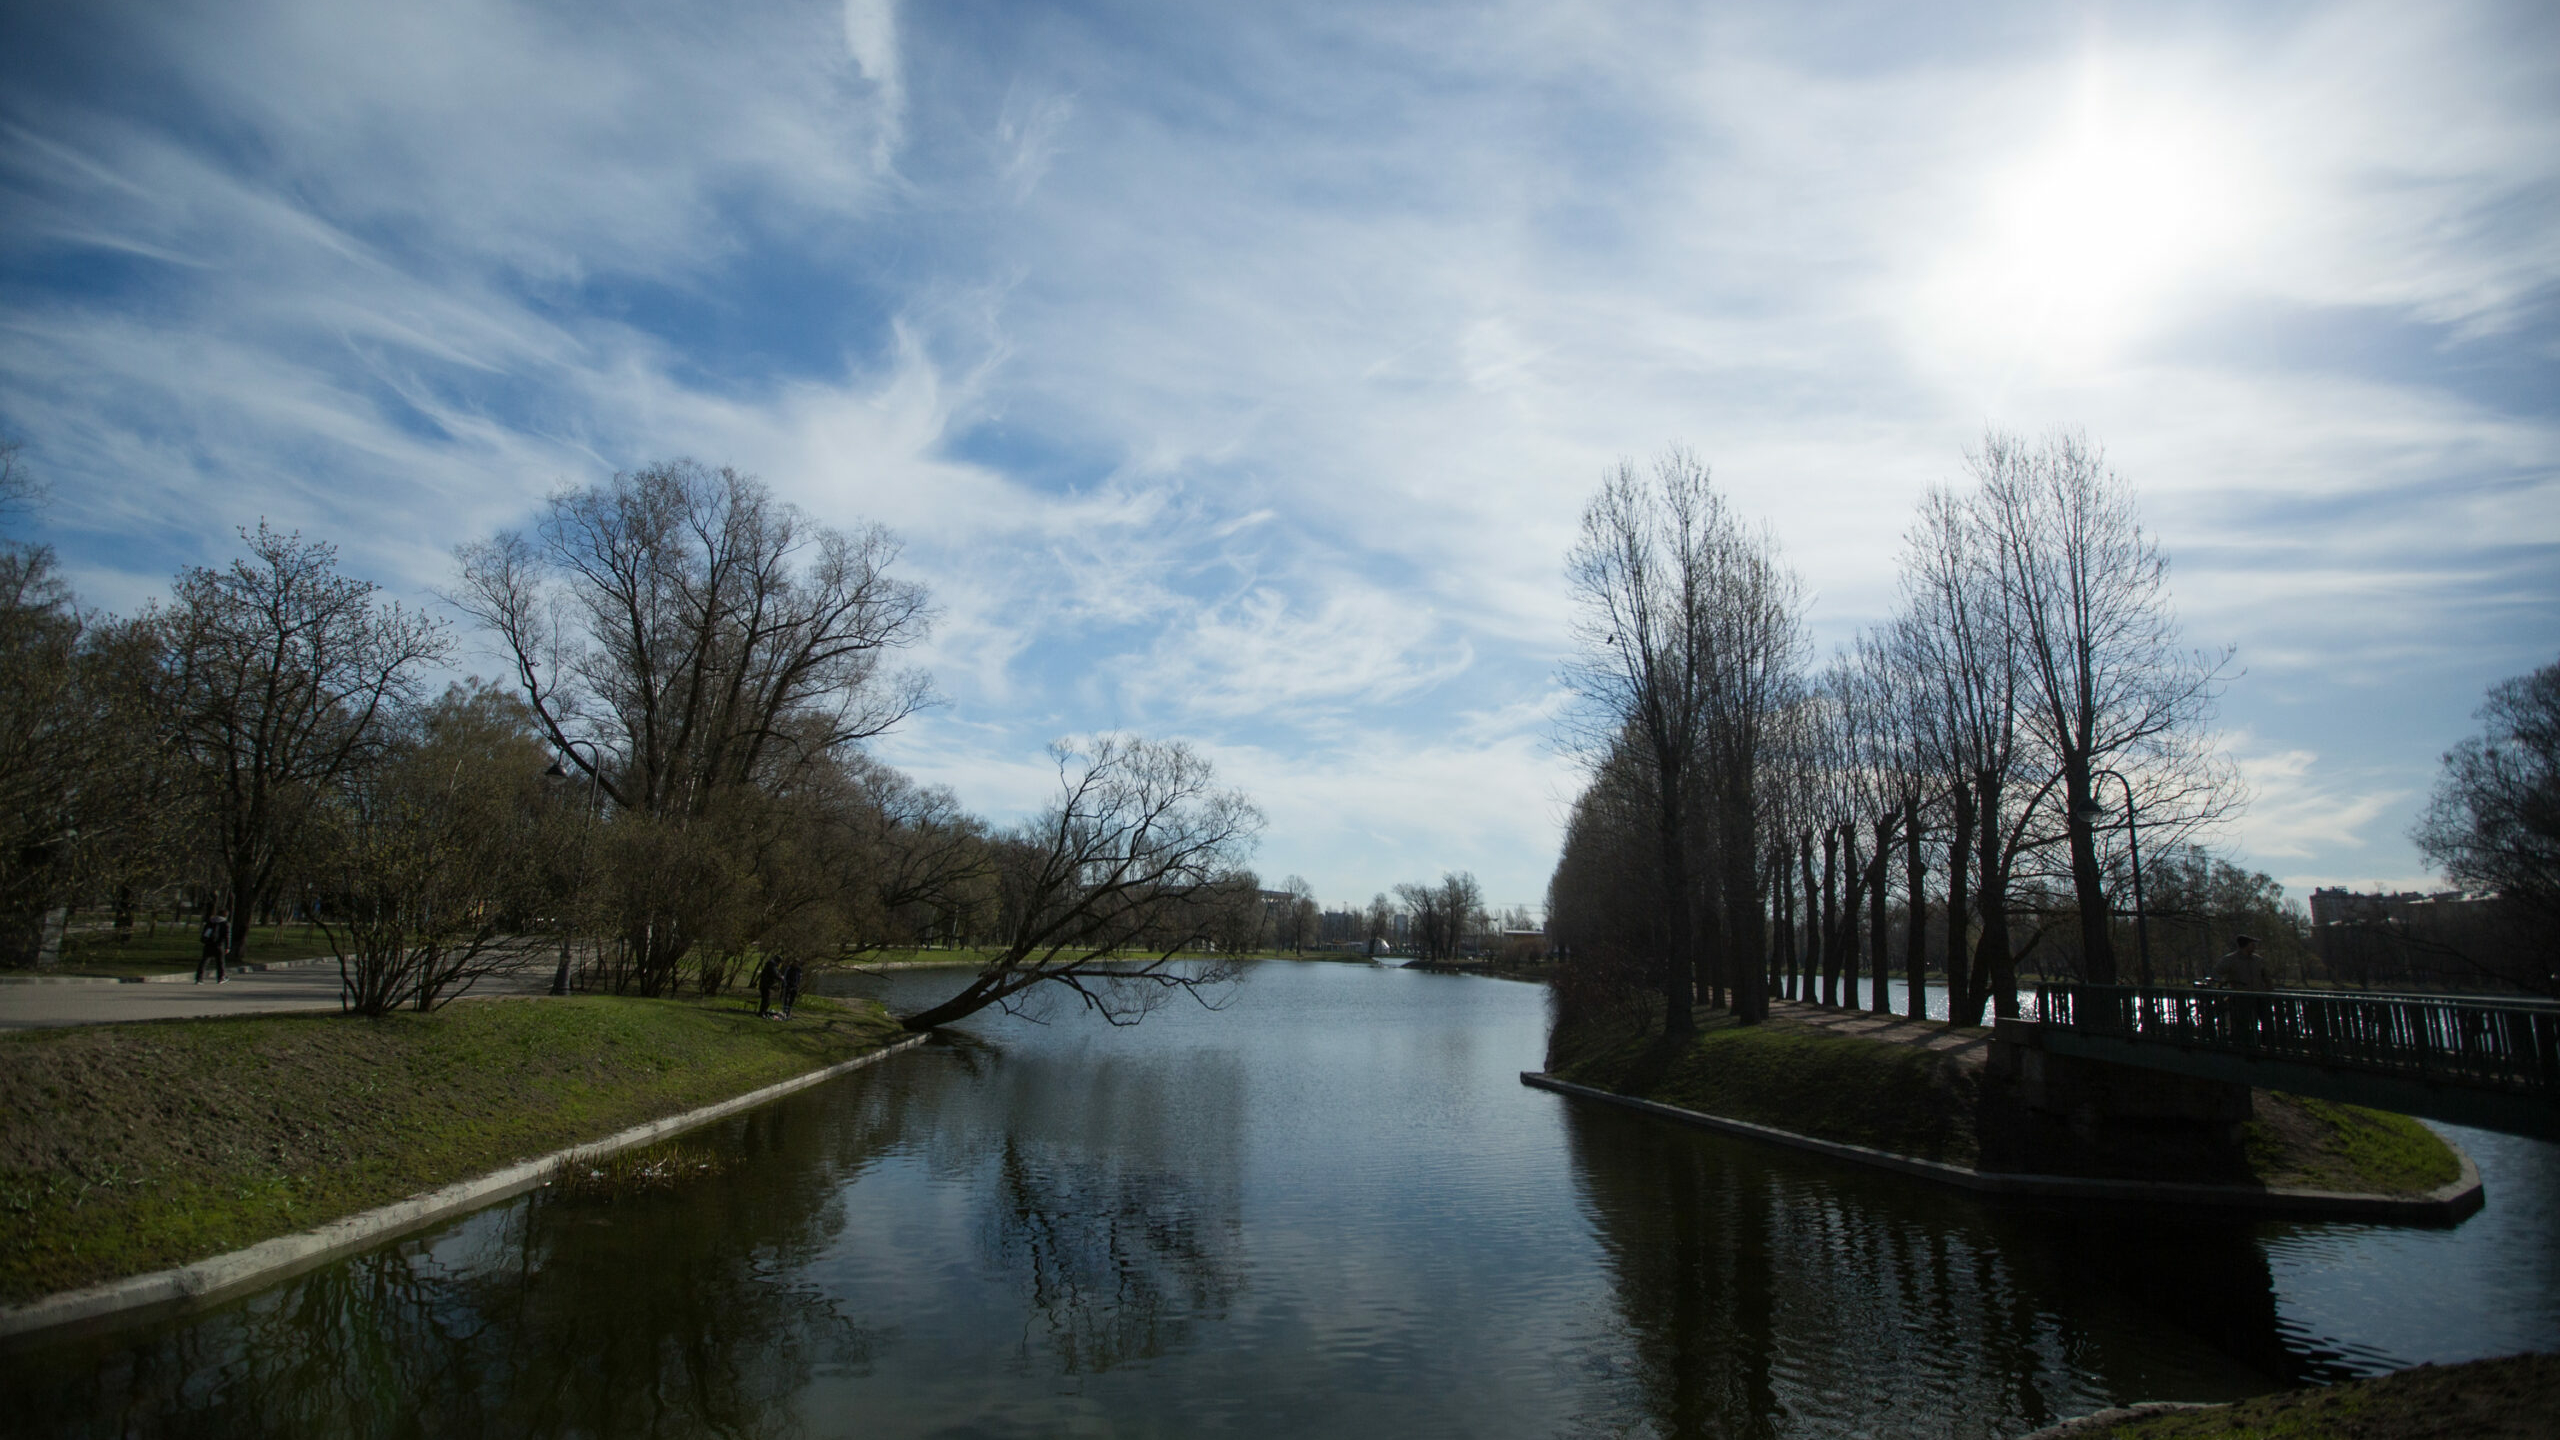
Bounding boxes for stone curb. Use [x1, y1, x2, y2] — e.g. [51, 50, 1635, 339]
[1520, 1072, 2485, 1225]
[0, 1033, 932, 1344]
[2013, 1402, 2215, 1438]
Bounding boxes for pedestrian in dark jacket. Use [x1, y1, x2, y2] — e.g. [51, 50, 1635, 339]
[780, 959, 803, 1019]
[756, 955, 781, 1018]
[195, 913, 230, 984]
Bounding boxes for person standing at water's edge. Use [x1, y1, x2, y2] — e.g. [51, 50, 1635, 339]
[780, 959, 803, 1019]
[194, 912, 230, 983]
[757, 955, 780, 1018]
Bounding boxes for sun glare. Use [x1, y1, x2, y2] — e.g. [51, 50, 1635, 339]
[1923, 64, 2253, 372]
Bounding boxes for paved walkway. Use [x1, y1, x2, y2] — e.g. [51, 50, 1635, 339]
[0, 954, 560, 1030]
[1765, 998, 1996, 1068]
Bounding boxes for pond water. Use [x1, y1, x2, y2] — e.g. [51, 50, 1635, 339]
[7, 962, 2555, 1438]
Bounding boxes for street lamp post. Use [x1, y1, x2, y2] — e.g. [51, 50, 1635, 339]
[2074, 768, 2152, 988]
[544, 740, 604, 996]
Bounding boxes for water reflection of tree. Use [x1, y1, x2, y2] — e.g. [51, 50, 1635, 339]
[922, 1037, 1248, 1377]
[1562, 1104, 2303, 1440]
[983, 1136, 1242, 1375]
[5, 1073, 920, 1439]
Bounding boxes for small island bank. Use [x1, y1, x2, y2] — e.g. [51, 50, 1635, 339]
[1531, 1000, 2477, 1221]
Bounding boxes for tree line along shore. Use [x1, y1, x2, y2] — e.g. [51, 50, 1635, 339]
[0, 451, 1294, 1032]
[1540, 431, 2554, 1052]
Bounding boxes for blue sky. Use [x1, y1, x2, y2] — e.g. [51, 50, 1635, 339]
[2, 0, 2554, 915]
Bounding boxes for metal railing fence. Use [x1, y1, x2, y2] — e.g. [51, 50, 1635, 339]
[2030, 983, 2560, 1099]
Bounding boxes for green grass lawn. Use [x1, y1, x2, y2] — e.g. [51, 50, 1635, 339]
[817, 945, 1307, 971]
[822, 946, 1008, 969]
[1548, 1009, 2461, 1195]
[1551, 1009, 1987, 1164]
[50, 921, 335, 977]
[0, 993, 904, 1306]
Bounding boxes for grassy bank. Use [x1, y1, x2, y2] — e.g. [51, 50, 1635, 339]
[821, 946, 1006, 969]
[43, 922, 333, 979]
[1548, 1009, 2461, 1193]
[1552, 1009, 1984, 1163]
[2044, 1353, 2557, 1438]
[0, 994, 903, 1306]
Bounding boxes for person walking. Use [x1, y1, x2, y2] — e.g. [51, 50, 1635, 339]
[195, 912, 231, 984]
[779, 958, 803, 1020]
[755, 954, 781, 1018]
[2214, 935, 2268, 991]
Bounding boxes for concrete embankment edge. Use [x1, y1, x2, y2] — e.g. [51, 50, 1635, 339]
[1520, 1072, 2484, 1225]
[0, 1033, 933, 1344]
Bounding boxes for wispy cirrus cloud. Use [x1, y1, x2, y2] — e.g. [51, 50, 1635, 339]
[2, 0, 2553, 907]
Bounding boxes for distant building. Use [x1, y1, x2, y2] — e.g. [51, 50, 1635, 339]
[2307, 886, 2539, 992]
[2306, 887, 2492, 928]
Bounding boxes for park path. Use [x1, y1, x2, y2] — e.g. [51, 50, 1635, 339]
[1764, 998, 1995, 1069]
[0, 955, 559, 1030]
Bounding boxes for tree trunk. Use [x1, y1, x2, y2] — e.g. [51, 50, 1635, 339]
[1839, 825, 1868, 1011]
[1774, 848, 1795, 1002]
[1658, 798, 1697, 1038]
[224, 856, 262, 970]
[1869, 813, 1894, 1013]
[1696, 889, 1723, 1014]
[1819, 827, 1840, 1007]
[1798, 834, 1818, 1005]
[1944, 781, 1972, 1024]
[1724, 815, 1765, 1024]
[1903, 797, 1928, 1021]
[900, 970, 1013, 1031]
[1961, 769, 2011, 1025]
[2064, 761, 2119, 984]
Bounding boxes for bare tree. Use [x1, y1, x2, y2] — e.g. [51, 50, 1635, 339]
[1439, 871, 1486, 958]
[897, 735, 1264, 1031]
[1889, 488, 2051, 1023]
[1394, 880, 1449, 961]
[1693, 512, 1805, 1023]
[830, 756, 992, 953]
[1566, 453, 1732, 1030]
[157, 524, 447, 967]
[2414, 657, 2560, 986]
[1546, 746, 1671, 1041]
[452, 460, 933, 994]
[1972, 430, 2234, 985]
[1810, 654, 1909, 1012]
[1275, 874, 1320, 953]
[1844, 651, 1905, 1014]
[0, 548, 170, 965]
[1365, 892, 1396, 957]
[307, 682, 559, 1013]
[1852, 630, 1936, 1019]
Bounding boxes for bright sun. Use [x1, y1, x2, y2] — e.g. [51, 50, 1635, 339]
[1926, 65, 2252, 371]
